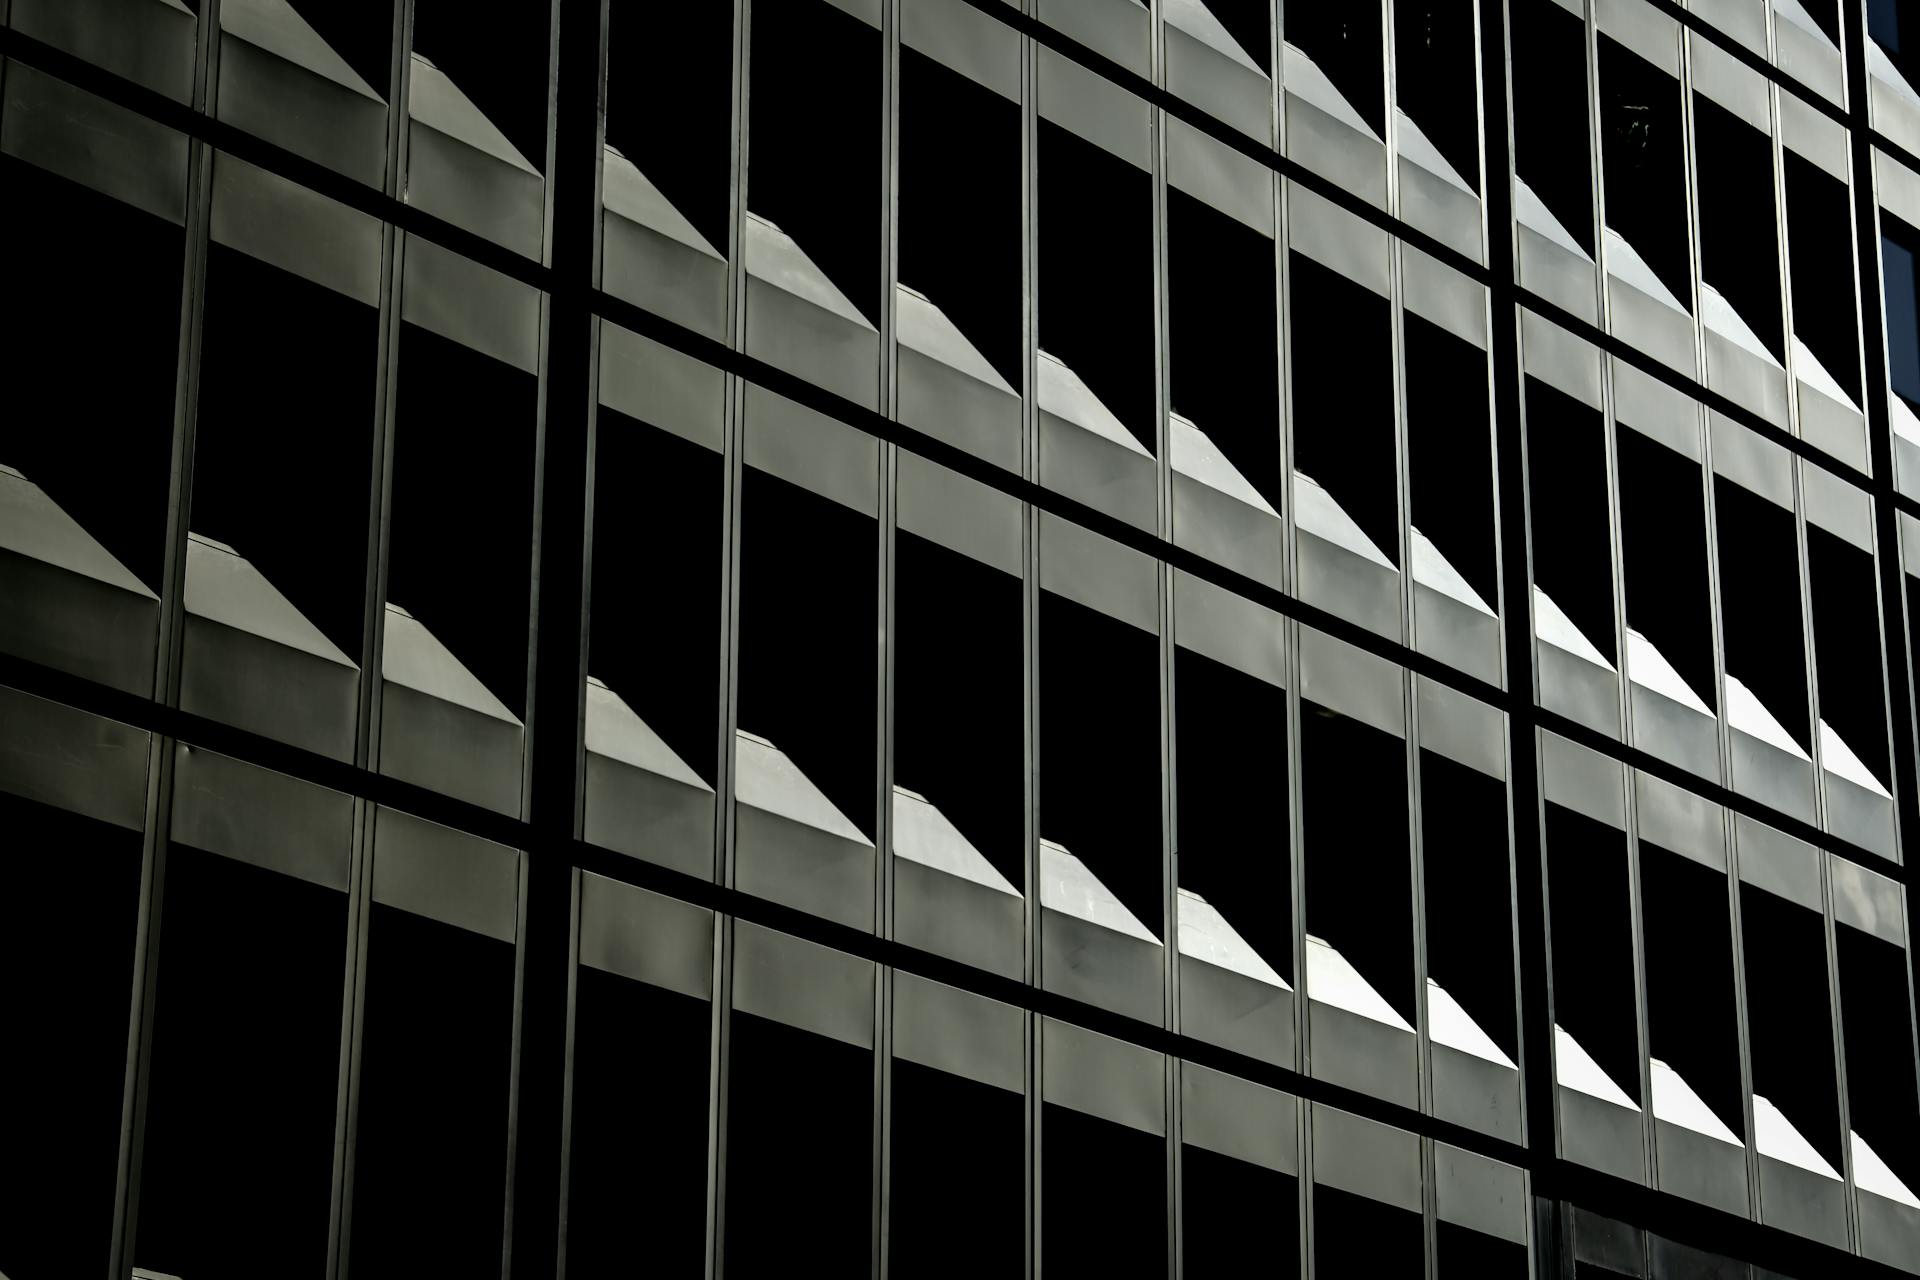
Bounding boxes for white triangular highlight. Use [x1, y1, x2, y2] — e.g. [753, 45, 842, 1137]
[185, 534, 355, 667]
[1395, 107, 1475, 194]
[409, 54, 539, 175]
[1753, 1094, 1841, 1179]
[1170, 415, 1278, 515]
[1305, 935, 1414, 1032]
[1554, 1025, 1640, 1109]
[734, 730, 872, 845]
[1040, 840, 1160, 943]
[893, 786, 1019, 896]
[1516, 179, 1592, 260]
[1793, 335, 1859, 412]
[0, 464, 155, 596]
[1700, 284, 1782, 368]
[1892, 392, 1920, 446]
[1626, 630, 1713, 717]
[1178, 889, 1290, 988]
[1532, 586, 1615, 671]
[896, 285, 1016, 394]
[1871, 39, 1920, 110]
[1649, 1059, 1742, 1145]
[1292, 472, 1394, 568]
[382, 604, 520, 725]
[584, 678, 710, 790]
[1854, 1131, 1920, 1208]
[223, 0, 382, 100]
[1281, 42, 1382, 142]
[1427, 979, 1514, 1068]
[1165, 0, 1264, 74]
[1725, 676, 1811, 760]
[1605, 227, 1690, 316]
[744, 214, 875, 330]
[1038, 351, 1152, 456]
[602, 147, 722, 260]
[1819, 719, 1891, 797]
[1410, 527, 1494, 614]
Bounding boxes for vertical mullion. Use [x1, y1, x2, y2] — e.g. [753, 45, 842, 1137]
[108, 2, 222, 1275]
[1019, 3, 1043, 1278]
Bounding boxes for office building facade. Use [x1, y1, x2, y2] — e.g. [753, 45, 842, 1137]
[4, 0, 1920, 1276]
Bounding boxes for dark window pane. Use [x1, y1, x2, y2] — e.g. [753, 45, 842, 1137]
[1043, 1103, 1166, 1280]
[890, 1060, 1024, 1277]
[1313, 1183, 1423, 1278]
[1182, 1144, 1298, 1278]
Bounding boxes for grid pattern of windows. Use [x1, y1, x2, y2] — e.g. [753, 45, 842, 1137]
[5, 1, 1920, 1278]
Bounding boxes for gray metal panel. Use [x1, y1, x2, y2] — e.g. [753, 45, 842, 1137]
[1284, 64, 1387, 209]
[1399, 151, 1486, 265]
[734, 799, 876, 933]
[1859, 1190, 1920, 1272]
[170, 745, 353, 892]
[405, 65, 545, 259]
[1170, 458, 1285, 591]
[743, 385, 882, 518]
[1039, 512, 1159, 633]
[1179, 952, 1295, 1066]
[894, 846, 1023, 980]
[733, 921, 875, 1048]
[379, 682, 526, 819]
[1704, 328, 1791, 426]
[1689, 0, 1767, 56]
[1522, 309, 1605, 408]
[1541, 731, 1628, 828]
[581, 680, 716, 880]
[1709, 411, 1793, 507]
[1037, 46, 1151, 170]
[1614, 364, 1701, 462]
[1654, 1118, 1750, 1216]
[1829, 854, 1905, 944]
[1800, 457, 1873, 549]
[1415, 579, 1503, 687]
[1173, 570, 1286, 689]
[742, 218, 880, 411]
[598, 322, 726, 452]
[1165, 13, 1271, 143]
[1435, 1144, 1529, 1242]
[1730, 727, 1818, 824]
[903, 0, 1021, 102]
[1774, 6, 1845, 109]
[1757, 1153, 1849, 1247]
[1797, 379, 1869, 473]
[1041, 906, 1165, 1024]
[602, 193, 729, 341]
[1733, 814, 1822, 910]
[1181, 1062, 1297, 1174]
[1042, 1017, 1165, 1135]
[1560, 1085, 1648, 1183]
[2, 61, 190, 225]
[1607, 271, 1698, 377]
[1417, 676, 1506, 780]
[1166, 116, 1274, 235]
[1403, 246, 1487, 349]
[1300, 627, 1405, 737]
[1310, 1103, 1421, 1211]
[1519, 222, 1602, 327]
[402, 234, 542, 374]
[11, 0, 196, 102]
[370, 807, 519, 943]
[1433, 1042, 1524, 1143]
[217, 23, 386, 189]
[1630, 682, 1721, 782]
[1538, 632, 1623, 740]
[1288, 181, 1390, 296]
[1689, 31, 1770, 129]
[1309, 1000, 1420, 1109]
[576, 873, 714, 1000]
[1297, 527, 1404, 639]
[893, 972, 1024, 1092]
[0, 541, 158, 700]
[1039, 0, 1150, 77]
[1780, 88, 1848, 180]
[1634, 771, 1725, 870]
[0, 685, 148, 831]
[897, 452, 1023, 577]
[1825, 772, 1897, 861]
[211, 152, 382, 306]
[1597, 0, 1680, 73]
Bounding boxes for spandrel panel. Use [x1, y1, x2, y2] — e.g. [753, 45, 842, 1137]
[585, 331, 725, 881]
[0, 786, 145, 1280]
[1283, 0, 1388, 205]
[215, 0, 393, 188]
[898, 42, 1023, 471]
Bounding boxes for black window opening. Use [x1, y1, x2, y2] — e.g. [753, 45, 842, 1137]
[1, 154, 183, 595]
[1713, 476, 1810, 750]
[605, 0, 733, 256]
[1038, 121, 1158, 452]
[1545, 804, 1642, 1107]
[386, 321, 539, 721]
[1837, 925, 1920, 1201]
[736, 467, 879, 843]
[1043, 1103, 1167, 1280]
[349, 899, 517, 1274]
[412, 0, 552, 173]
[725, 1012, 873, 1275]
[1394, 0, 1482, 190]
[1526, 380, 1617, 665]
[1615, 427, 1715, 713]
[1182, 1142, 1298, 1278]
[1174, 646, 1293, 987]
[1290, 253, 1401, 566]
[567, 966, 712, 1276]
[1510, 0, 1594, 255]
[588, 415, 725, 788]
[1883, 212, 1920, 420]
[0, 793, 143, 1280]
[748, 0, 883, 327]
[1421, 749, 1518, 1064]
[1168, 188, 1282, 510]
[1436, 1220, 1530, 1278]
[1807, 525, 1891, 792]
[1598, 35, 1691, 311]
[1692, 95, 1783, 360]
[1873, 0, 1920, 90]
[1286, 1, 1385, 136]
[900, 47, 1023, 392]
[1639, 846, 1744, 1142]
[1406, 313, 1498, 610]
[1741, 882, 1843, 1173]
[190, 241, 379, 661]
[1302, 703, 1417, 1029]
[890, 1059, 1025, 1277]
[1314, 1182, 1425, 1277]
[1784, 152, 1861, 403]
[1039, 590, 1165, 941]
[134, 844, 347, 1279]
[895, 531, 1025, 891]
[285, 0, 395, 97]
